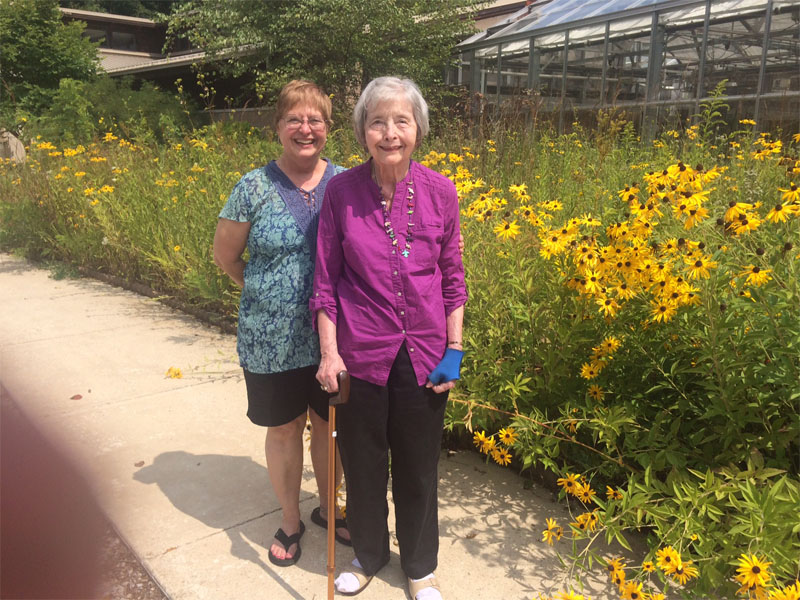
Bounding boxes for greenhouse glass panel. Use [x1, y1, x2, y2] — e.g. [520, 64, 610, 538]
[499, 40, 531, 101]
[564, 28, 608, 109]
[656, 5, 707, 105]
[532, 32, 567, 106]
[605, 17, 652, 106]
[702, 1, 771, 97]
[758, 0, 800, 130]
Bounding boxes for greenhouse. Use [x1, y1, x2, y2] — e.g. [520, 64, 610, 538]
[455, 0, 800, 133]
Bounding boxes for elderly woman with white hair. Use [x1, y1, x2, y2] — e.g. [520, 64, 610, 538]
[310, 76, 467, 599]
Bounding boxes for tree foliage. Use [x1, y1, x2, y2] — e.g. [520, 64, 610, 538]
[0, 0, 98, 124]
[166, 0, 481, 107]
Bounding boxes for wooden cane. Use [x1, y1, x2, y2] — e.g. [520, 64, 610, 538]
[327, 370, 350, 600]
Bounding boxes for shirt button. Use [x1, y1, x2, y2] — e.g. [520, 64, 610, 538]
[402, 329, 406, 334]
[392, 250, 396, 254]
[397, 291, 402, 296]
[400, 310, 405, 315]
[315, 293, 319, 296]
[393, 270, 398, 275]
[409, 348, 414, 352]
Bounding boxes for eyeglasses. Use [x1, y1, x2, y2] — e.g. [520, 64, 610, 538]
[282, 116, 327, 131]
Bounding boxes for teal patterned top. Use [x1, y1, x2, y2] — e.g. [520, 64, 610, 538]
[219, 159, 345, 374]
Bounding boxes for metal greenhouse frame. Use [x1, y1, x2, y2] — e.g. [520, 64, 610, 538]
[455, 0, 800, 134]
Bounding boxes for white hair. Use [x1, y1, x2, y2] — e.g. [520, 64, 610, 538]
[352, 76, 430, 149]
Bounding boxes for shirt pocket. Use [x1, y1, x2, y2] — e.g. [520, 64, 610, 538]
[409, 223, 443, 274]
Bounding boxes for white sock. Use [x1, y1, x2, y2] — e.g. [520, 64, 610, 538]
[411, 573, 441, 600]
[334, 558, 364, 593]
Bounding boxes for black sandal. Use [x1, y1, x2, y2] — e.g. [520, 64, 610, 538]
[311, 506, 352, 546]
[268, 520, 305, 566]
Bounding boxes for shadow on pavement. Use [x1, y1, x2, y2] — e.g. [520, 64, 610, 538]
[133, 450, 313, 600]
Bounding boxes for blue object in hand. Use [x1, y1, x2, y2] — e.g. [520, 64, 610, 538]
[427, 348, 464, 384]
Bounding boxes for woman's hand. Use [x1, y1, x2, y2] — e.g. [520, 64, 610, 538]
[317, 352, 348, 393]
[316, 309, 346, 392]
[425, 347, 463, 394]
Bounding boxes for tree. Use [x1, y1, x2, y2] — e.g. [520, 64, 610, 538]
[0, 0, 98, 123]
[58, 0, 188, 19]
[166, 0, 482, 108]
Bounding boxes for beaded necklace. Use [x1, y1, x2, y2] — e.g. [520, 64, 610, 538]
[376, 174, 415, 258]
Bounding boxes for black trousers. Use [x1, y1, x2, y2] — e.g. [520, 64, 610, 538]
[336, 344, 448, 579]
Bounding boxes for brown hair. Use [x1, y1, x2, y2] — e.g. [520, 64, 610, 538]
[273, 80, 332, 129]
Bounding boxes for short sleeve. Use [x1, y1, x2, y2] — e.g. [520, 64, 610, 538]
[219, 178, 253, 222]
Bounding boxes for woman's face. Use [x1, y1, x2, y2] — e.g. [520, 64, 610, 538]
[364, 97, 417, 171]
[277, 104, 328, 165]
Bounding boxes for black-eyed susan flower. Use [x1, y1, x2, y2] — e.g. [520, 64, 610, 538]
[671, 559, 699, 585]
[779, 182, 800, 204]
[542, 518, 563, 546]
[491, 447, 512, 466]
[472, 430, 488, 450]
[498, 427, 517, 446]
[588, 385, 605, 401]
[555, 590, 587, 600]
[620, 581, 644, 600]
[766, 202, 792, 223]
[650, 300, 677, 323]
[579, 362, 601, 379]
[685, 255, 717, 279]
[606, 486, 623, 500]
[642, 561, 655, 573]
[165, 366, 183, 379]
[604, 557, 626, 583]
[575, 482, 596, 504]
[740, 264, 772, 287]
[769, 580, 800, 600]
[656, 546, 681, 574]
[557, 473, 580, 495]
[493, 219, 520, 241]
[597, 296, 620, 318]
[736, 554, 772, 588]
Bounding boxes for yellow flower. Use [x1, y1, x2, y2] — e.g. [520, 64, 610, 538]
[642, 561, 655, 573]
[498, 427, 517, 446]
[472, 430, 488, 450]
[671, 559, 699, 585]
[574, 482, 596, 504]
[596, 296, 620, 317]
[165, 366, 183, 379]
[606, 486, 623, 500]
[604, 557, 625, 582]
[778, 182, 800, 204]
[74, 171, 86, 178]
[541, 518, 563, 546]
[491, 447, 512, 466]
[770, 580, 800, 600]
[555, 591, 587, 600]
[650, 300, 677, 323]
[736, 554, 772, 588]
[740, 119, 757, 126]
[620, 581, 644, 600]
[685, 255, 717, 279]
[656, 546, 681, 574]
[740, 265, 772, 287]
[557, 473, 580, 495]
[173, 245, 181, 252]
[579, 362, 601, 379]
[493, 219, 520, 240]
[588, 385, 604, 401]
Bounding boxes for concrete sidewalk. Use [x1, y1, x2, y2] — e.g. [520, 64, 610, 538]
[0, 254, 630, 600]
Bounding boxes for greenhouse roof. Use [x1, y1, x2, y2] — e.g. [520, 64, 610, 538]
[458, 0, 774, 51]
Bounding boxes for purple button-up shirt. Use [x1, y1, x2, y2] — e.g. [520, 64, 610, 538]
[310, 160, 467, 387]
